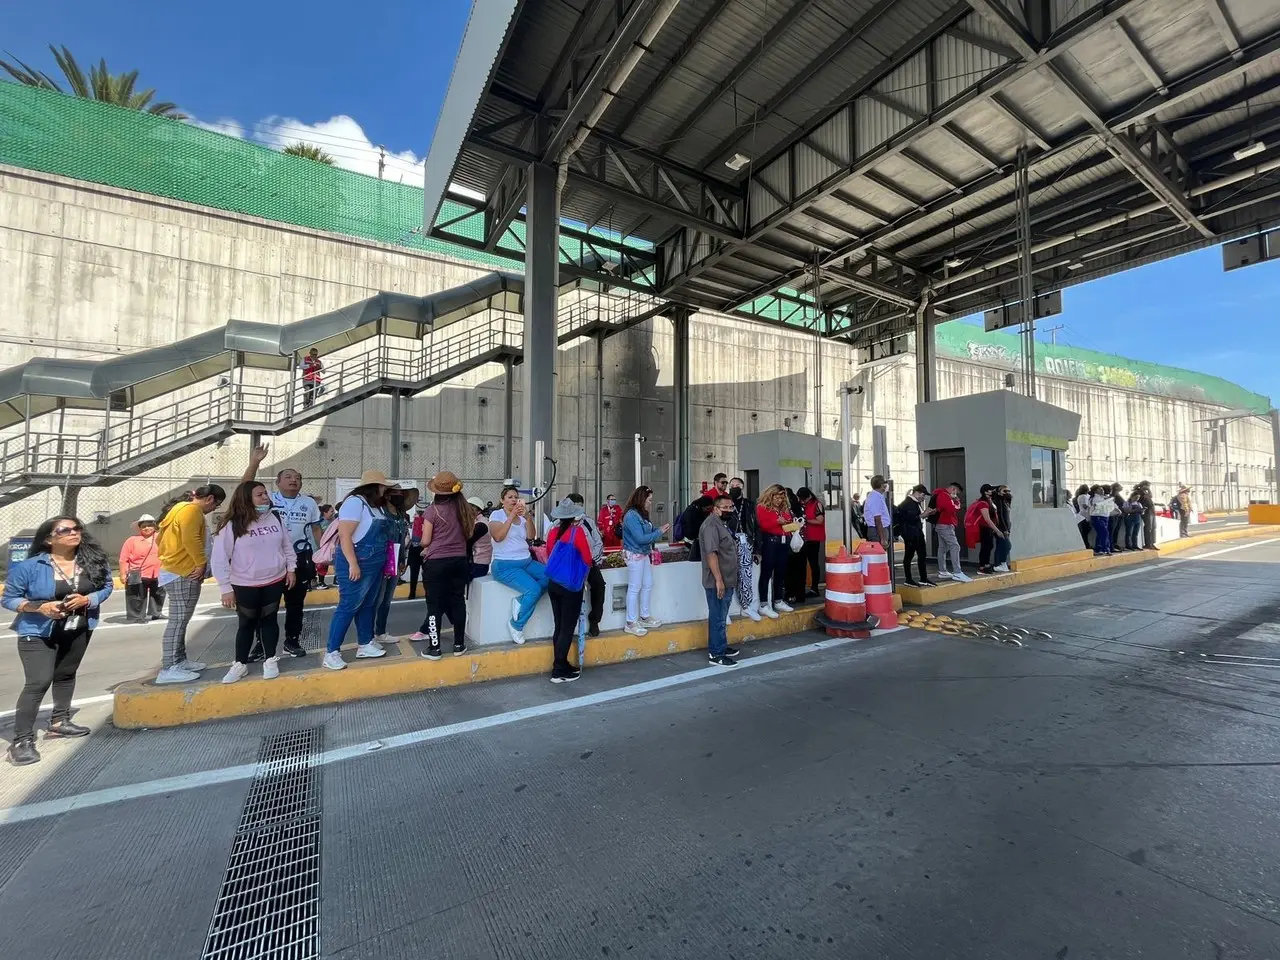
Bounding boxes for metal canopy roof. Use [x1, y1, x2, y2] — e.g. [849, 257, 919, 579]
[425, 0, 1280, 347]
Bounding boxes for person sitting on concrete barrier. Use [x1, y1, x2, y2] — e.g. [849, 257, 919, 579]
[212, 481, 297, 684]
[466, 496, 493, 581]
[896, 485, 935, 587]
[544, 498, 595, 683]
[119, 513, 165, 624]
[322, 472, 393, 670]
[930, 481, 971, 583]
[621, 485, 669, 636]
[1073, 484, 1093, 549]
[993, 485, 1013, 573]
[413, 472, 473, 659]
[566, 492, 606, 636]
[797, 486, 826, 598]
[489, 485, 550, 645]
[701, 494, 742, 667]
[1123, 489, 1144, 551]
[726, 478, 761, 622]
[373, 485, 418, 645]
[1089, 485, 1117, 556]
[155, 484, 226, 684]
[755, 483, 800, 617]
[3, 515, 114, 766]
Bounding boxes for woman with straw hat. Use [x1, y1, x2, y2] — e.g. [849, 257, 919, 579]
[119, 513, 166, 624]
[322, 470, 393, 670]
[411, 471, 474, 660]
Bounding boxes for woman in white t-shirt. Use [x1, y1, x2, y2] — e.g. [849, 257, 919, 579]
[323, 471, 393, 670]
[488, 484, 549, 644]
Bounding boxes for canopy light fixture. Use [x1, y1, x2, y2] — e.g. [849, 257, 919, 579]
[1234, 140, 1266, 161]
[724, 153, 751, 172]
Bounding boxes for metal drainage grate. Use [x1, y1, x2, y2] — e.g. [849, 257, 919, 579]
[299, 611, 324, 652]
[202, 728, 324, 960]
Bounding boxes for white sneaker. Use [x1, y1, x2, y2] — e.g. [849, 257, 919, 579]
[773, 600, 794, 613]
[510, 598, 521, 623]
[222, 662, 249, 684]
[356, 643, 387, 658]
[952, 572, 974, 583]
[508, 621, 526, 644]
[156, 666, 200, 684]
[993, 563, 1011, 573]
[639, 616, 663, 629]
[322, 651, 346, 670]
[178, 659, 206, 672]
[745, 605, 762, 622]
[262, 657, 280, 680]
[935, 571, 953, 580]
[624, 621, 648, 637]
[373, 634, 393, 645]
[761, 605, 780, 620]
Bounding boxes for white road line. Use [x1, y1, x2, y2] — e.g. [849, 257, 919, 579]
[0, 627, 905, 826]
[954, 538, 1280, 615]
[0, 694, 114, 720]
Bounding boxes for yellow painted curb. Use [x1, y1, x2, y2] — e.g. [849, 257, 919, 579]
[112, 605, 821, 728]
[897, 526, 1280, 608]
[1010, 549, 1092, 572]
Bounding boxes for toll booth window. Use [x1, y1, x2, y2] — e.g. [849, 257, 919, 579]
[824, 470, 843, 509]
[1031, 447, 1059, 507]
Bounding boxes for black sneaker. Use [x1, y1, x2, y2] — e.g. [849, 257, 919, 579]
[920, 580, 937, 587]
[588, 622, 600, 637]
[247, 643, 266, 663]
[7, 737, 39, 765]
[904, 579, 919, 587]
[46, 719, 90, 738]
[452, 640, 467, 657]
[708, 654, 738, 667]
[282, 638, 307, 658]
[722, 646, 741, 659]
[550, 669, 580, 683]
[422, 642, 443, 661]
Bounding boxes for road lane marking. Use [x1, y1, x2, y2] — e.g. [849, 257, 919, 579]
[955, 538, 1280, 615]
[0, 627, 906, 826]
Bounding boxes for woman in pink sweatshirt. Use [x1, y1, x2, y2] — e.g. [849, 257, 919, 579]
[211, 481, 297, 683]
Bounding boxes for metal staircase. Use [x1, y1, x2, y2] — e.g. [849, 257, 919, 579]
[0, 275, 664, 507]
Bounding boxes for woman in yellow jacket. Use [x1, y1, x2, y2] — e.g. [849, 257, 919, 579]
[155, 485, 226, 684]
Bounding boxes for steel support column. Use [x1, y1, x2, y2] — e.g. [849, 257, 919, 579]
[521, 162, 560, 486]
[914, 295, 936, 404]
[1016, 147, 1037, 397]
[594, 333, 605, 509]
[1271, 409, 1280, 504]
[670, 308, 691, 510]
[503, 356, 515, 479]
[389, 392, 402, 477]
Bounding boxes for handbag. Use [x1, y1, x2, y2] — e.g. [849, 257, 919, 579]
[546, 529, 589, 592]
[126, 567, 142, 587]
[788, 529, 804, 553]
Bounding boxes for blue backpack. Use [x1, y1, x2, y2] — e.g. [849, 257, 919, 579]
[546, 528, 589, 592]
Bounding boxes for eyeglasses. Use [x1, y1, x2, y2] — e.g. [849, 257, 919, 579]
[53, 525, 83, 536]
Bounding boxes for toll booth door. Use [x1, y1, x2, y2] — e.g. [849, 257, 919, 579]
[928, 449, 969, 560]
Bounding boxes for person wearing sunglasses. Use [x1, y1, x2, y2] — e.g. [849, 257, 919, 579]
[2, 516, 113, 766]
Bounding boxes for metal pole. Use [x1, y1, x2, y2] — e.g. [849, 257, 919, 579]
[23, 393, 31, 473]
[102, 400, 111, 474]
[594, 334, 604, 509]
[286, 353, 297, 421]
[1017, 146, 1037, 397]
[503, 356, 515, 480]
[634, 432, 643, 490]
[521, 162, 560, 487]
[914, 293, 936, 404]
[840, 384, 854, 550]
[1271, 409, 1280, 504]
[1222, 420, 1231, 511]
[389, 392, 402, 477]
[670, 309, 690, 509]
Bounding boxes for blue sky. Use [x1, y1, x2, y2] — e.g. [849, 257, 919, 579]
[5, 0, 1278, 403]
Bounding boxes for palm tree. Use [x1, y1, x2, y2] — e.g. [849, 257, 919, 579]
[0, 44, 185, 119]
[282, 142, 335, 165]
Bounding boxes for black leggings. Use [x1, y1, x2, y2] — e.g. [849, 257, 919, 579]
[548, 582, 583, 672]
[902, 533, 927, 583]
[979, 527, 995, 568]
[421, 555, 468, 646]
[234, 581, 284, 663]
[14, 629, 92, 739]
[758, 537, 790, 607]
[407, 546, 424, 598]
[801, 540, 822, 592]
[1078, 518, 1092, 548]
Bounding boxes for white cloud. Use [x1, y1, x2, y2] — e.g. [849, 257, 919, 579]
[190, 116, 246, 139]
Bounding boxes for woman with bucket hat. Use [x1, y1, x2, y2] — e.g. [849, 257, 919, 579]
[544, 497, 594, 683]
[119, 513, 166, 624]
[321, 470, 393, 669]
[411, 471, 474, 660]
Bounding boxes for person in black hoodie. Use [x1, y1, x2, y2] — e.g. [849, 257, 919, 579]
[1109, 483, 1126, 551]
[679, 495, 715, 560]
[993, 484, 1013, 572]
[895, 484, 935, 586]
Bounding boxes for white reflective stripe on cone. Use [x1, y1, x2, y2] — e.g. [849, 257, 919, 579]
[864, 583, 894, 594]
[824, 590, 866, 604]
[826, 562, 861, 574]
[862, 555, 889, 565]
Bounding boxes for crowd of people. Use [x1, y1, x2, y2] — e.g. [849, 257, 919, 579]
[1070, 480, 1184, 555]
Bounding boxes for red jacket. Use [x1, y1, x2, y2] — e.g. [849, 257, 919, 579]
[802, 499, 825, 542]
[547, 523, 593, 568]
[756, 503, 794, 536]
[597, 504, 623, 545]
[119, 534, 162, 580]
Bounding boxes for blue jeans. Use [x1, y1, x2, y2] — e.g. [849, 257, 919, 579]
[490, 558, 549, 629]
[1090, 516, 1112, 554]
[327, 527, 390, 653]
[1124, 514, 1142, 550]
[705, 586, 732, 657]
[373, 575, 396, 637]
[994, 536, 1011, 567]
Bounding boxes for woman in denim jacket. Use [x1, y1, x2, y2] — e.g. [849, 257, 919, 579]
[2, 515, 113, 766]
[620, 485, 669, 637]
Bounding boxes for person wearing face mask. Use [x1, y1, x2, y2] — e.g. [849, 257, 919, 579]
[700, 494, 743, 666]
[373, 485, 418, 645]
[725, 477, 761, 622]
[597, 494, 624, 551]
[894, 485, 935, 587]
[211, 481, 297, 683]
[155, 484, 226, 684]
[992, 485, 1013, 573]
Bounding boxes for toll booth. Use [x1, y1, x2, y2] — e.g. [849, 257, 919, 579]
[916, 391, 1082, 560]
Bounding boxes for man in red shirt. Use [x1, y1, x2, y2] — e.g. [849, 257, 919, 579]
[930, 481, 971, 583]
[301, 348, 323, 408]
[597, 494, 623, 550]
